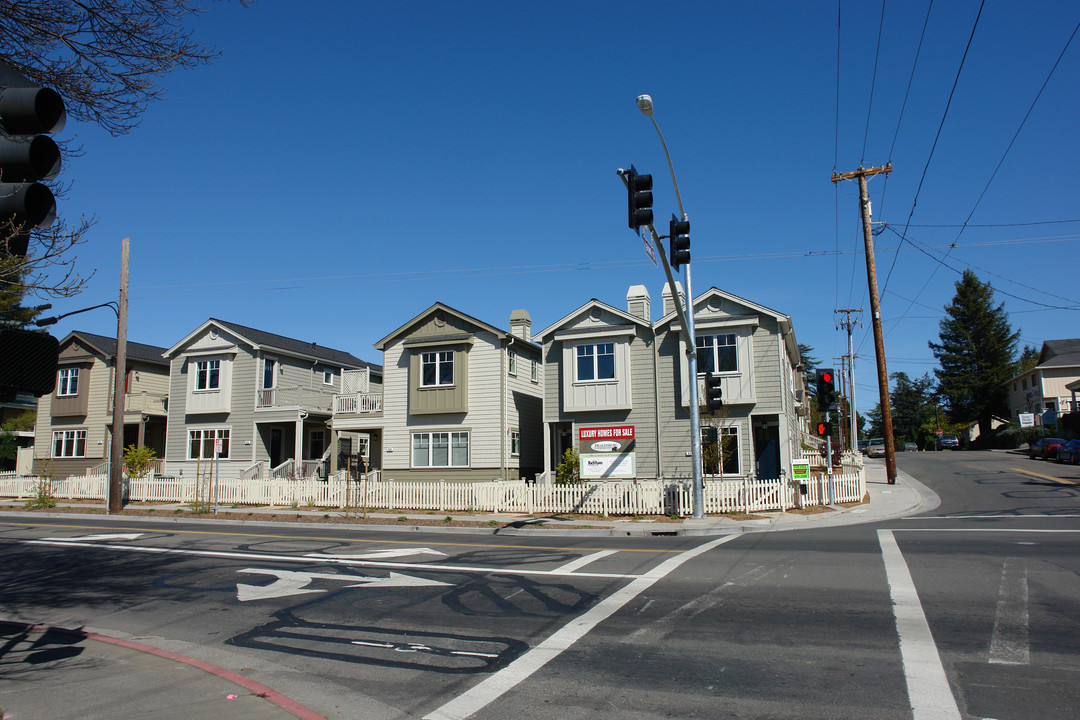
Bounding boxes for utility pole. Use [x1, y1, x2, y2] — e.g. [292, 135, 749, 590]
[831, 165, 896, 484]
[835, 307, 862, 453]
[108, 237, 130, 512]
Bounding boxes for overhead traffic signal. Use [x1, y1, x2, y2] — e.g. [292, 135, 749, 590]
[816, 368, 837, 412]
[0, 327, 59, 399]
[0, 76, 66, 258]
[626, 164, 653, 230]
[670, 216, 690, 270]
[704, 371, 723, 412]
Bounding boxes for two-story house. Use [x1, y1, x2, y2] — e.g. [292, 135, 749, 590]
[536, 284, 804, 483]
[162, 319, 380, 481]
[1006, 338, 1080, 420]
[33, 331, 170, 476]
[331, 303, 543, 483]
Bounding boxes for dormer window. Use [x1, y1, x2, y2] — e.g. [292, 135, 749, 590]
[195, 359, 220, 390]
[576, 343, 615, 381]
[421, 351, 454, 386]
[696, 333, 737, 374]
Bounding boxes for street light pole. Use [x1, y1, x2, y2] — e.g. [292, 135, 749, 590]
[636, 95, 704, 519]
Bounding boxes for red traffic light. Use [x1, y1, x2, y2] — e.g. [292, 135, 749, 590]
[821, 370, 832, 383]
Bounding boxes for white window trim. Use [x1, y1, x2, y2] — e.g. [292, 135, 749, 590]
[322, 369, 334, 386]
[575, 342, 616, 383]
[187, 427, 231, 460]
[420, 350, 455, 387]
[696, 332, 739, 375]
[411, 430, 469, 468]
[57, 367, 79, 396]
[508, 352, 517, 376]
[194, 358, 221, 392]
[52, 429, 86, 458]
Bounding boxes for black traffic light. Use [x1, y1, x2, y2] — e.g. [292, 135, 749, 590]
[704, 371, 723, 412]
[626, 164, 653, 230]
[670, 216, 690, 269]
[816, 420, 833, 437]
[0, 327, 59, 398]
[0, 76, 66, 257]
[816, 368, 837, 412]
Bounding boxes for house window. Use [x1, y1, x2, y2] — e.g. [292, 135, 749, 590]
[263, 358, 276, 389]
[421, 351, 454, 386]
[696, 333, 737, 374]
[310, 430, 324, 458]
[57, 367, 79, 396]
[52, 429, 86, 458]
[195, 359, 220, 391]
[576, 343, 615, 381]
[508, 352, 517, 375]
[702, 426, 739, 475]
[531, 360, 538, 382]
[1021, 378, 1027, 391]
[412, 431, 469, 468]
[510, 430, 520, 457]
[323, 369, 334, 386]
[188, 427, 230, 459]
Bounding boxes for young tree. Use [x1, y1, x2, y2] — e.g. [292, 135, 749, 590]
[929, 271, 1019, 442]
[1, 0, 251, 299]
[889, 372, 937, 448]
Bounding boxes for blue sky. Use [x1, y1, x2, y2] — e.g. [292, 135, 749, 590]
[37, 0, 1080, 416]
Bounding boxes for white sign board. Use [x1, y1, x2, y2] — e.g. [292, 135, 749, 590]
[1018, 413, 1035, 428]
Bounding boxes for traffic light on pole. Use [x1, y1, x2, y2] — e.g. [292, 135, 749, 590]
[670, 216, 690, 270]
[626, 164, 653, 230]
[705, 371, 723, 412]
[0, 78, 65, 257]
[816, 420, 833, 437]
[816, 368, 837, 412]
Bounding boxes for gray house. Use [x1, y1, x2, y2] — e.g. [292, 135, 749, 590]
[536, 284, 806, 483]
[162, 319, 380, 481]
[331, 303, 543, 482]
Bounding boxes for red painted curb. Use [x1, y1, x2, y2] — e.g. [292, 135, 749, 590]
[0, 621, 328, 720]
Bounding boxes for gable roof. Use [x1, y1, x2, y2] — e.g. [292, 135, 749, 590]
[534, 298, 651, 342]
[1038, 338, 1080, 368]
[374, 302, 540, 355]
[163, 319, 380, 373]
[63, 331, 169, 366]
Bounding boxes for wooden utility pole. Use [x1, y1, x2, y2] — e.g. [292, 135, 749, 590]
[108, 238, 130, 512]
[831, 166, 897, 484]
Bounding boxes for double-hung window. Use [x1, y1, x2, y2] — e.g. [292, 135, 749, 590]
[412, 431, 469, 468]
[195, 359, 220, 391]
[57, 367, 79, 396]
[696, 333, 737, 374]
[576, 343, 615, 382]
[52, 429, 86, 458]
[188, 427, 230, 459]
[421, 351, 454, 386]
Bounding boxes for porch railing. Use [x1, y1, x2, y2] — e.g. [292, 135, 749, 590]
[256, 386, 337, 412]
[333, 392, 383, 415]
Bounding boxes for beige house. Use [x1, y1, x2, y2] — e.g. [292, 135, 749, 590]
[1006, 339, 1080, 421]
[33, 332, 170, 477]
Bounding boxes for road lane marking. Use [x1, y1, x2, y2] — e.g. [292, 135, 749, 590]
[17, 539, 640, 579]
[304, 548, 447, 560]
[549, 550, 617, 574]
[878, 529, 962, 720]
[988, 557, 1029, 665]
[423, 534, 740, 720]
[904, 515, 1080, 520]
[41, 532, 145, 541]
[1010, 467, 1079, 486]
[237, 568, 451, 601]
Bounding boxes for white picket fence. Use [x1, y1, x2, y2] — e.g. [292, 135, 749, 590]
[0, 468, 865, 517]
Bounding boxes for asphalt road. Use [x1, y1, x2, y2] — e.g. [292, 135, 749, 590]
[1, 450, 1078, 719]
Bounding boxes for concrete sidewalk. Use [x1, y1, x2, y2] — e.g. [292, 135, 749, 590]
[0, 459, 934, 720]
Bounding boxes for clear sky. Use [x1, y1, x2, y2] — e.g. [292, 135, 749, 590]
[37, 0, 1080, 416]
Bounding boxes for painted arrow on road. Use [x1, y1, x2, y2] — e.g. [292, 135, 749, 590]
[304, 547, 447, 561]
[236, 567, 451, 602]
[42, 533, 145, 542]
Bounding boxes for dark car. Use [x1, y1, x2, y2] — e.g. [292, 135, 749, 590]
[1056, 439, 1080, 464]
[939, 434, 960, 450]
[1029, 437, 1066, 460]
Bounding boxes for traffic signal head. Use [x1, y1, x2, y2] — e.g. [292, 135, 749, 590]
[704, 371, 723, 412]
[816, 420, 833, 437]
[670, 217, 690, 270]
[816, 368, 837, 412]
[626, 164, 653, 230]
[0, 82, 66, 258]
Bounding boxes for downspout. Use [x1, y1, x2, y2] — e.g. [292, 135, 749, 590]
[502, 337, 513, 482]
[652, 321, 662, 480]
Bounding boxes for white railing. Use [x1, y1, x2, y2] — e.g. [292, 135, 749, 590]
[124, 391, 168, 415]
[0, 468, 865, 516]
[256, 386, 337, 412]
[333, 392, 383, 415]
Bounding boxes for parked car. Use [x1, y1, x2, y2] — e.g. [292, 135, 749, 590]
[867, 438, 885, 457]
[1028, 437, 1066, 460]
[903, 442, 918, 452]
[858, 439, 869, 455]
[938, 434, 960, 450]
[1055, 439, 1080, 464]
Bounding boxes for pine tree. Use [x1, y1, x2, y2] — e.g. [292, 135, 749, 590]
[929, 271, 1019, 442]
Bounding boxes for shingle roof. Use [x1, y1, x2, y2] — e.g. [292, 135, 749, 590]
[1039, 338, 1080, 368]
[210, 319, 381, 373]
[69, 331, 169, 366]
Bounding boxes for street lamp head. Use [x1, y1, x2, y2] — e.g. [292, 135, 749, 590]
[636, 94, 654, 116]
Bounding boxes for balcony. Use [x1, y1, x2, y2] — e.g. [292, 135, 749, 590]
[124, 391, 167, 416]
[333, 392, 383, 416]
[257, 386, 336, 413]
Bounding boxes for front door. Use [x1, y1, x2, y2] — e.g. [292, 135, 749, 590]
[270, 428, 283, 468]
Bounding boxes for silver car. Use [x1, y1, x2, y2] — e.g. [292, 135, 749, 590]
[868, 438, 885, 457]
